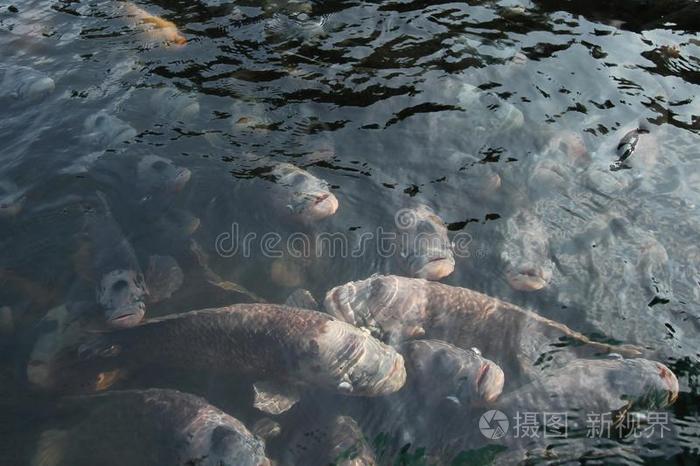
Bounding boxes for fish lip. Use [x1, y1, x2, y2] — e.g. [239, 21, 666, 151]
[505, 266, 551, 291]
[301, 192, 338, 221]
[106, 306, 145, 328]
[475, 362, 505, 403]
[657, 363, 679, 406]
[413, 256, 455, 280]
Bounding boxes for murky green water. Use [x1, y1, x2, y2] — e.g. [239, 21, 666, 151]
[1, 1, 699, 464]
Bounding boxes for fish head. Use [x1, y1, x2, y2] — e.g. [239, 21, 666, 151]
[271, 163, 338, 221]
[201, 425, 271, 466]
[137, 154, 191, 193]
[397, 205, 455, 280]
[561, 358, 679, 410]
[403, 341, 504, 406]
[501, 211, 554, 291]
[84, 111, 137, 147]
[314, 319, 406, 396]
[97, 269, 147, 327]
[324, 275, 429, 344]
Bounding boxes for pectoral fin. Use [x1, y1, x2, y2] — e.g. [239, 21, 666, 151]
[253, 381, 301, 415]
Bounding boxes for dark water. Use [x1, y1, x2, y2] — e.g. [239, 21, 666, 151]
[1, 0, 700, 464]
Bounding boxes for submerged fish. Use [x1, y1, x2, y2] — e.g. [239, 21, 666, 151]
[324, 275, 643, 382]
[497, 356, 679, 420]
[32, 389, 270, 466]
[268, 163, 339, 222]
[136, 154, 192, 196]
[395, 205, 456, 280]
[57, 304, 406, 398]
[83, 111, 137, 148]
[0, 64, 55, 102]
[400, 340, 504, 407]
[500, 209, 554, 291]
[85, 194, 146, 327]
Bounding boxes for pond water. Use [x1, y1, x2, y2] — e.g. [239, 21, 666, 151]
[1, 1, 699, 465]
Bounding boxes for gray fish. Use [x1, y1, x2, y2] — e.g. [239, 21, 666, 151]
[83, 111, 137, 148]
[58, 304, 406, 398]
[500, 210, 554, 291]
[86, 193, 146, 327]
[324, 275, 643, 382]
[136, 154, 192, 196]
[395, 204, 455, 280]
[269, 163, 339, 222]
[0, 64, 55, 101]
[32, 389, 270, 466]
[400, 340, 504, 407]
[496, 357, 679, 421]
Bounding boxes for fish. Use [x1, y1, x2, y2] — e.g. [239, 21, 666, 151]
[136, 154, 192, 197]
[85, 193, 147, 328]
[395, 204, 455, 280]
[496, 356, 679, 422]
[400, 340, 504, 407]
[124, 3, 186, 47]
[324, 275, 644, 383]
[54, 304, 406, 400]
[83, 111, 137, 148]
[500, 210, 554, 291]
[268, 163, 339, 222]
[31, 388, 270, 466]
[0, 64, 55, 102]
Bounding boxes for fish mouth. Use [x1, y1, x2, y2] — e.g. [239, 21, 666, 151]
[173, 168, 192, 191]
[475, 361, 505, 403]
[506, 265, 552, 291]
[301, 192, 339, 221]
[106, 305, 145, 328]
[413, 255, 455, 281]
[657, 363, 679, 406]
